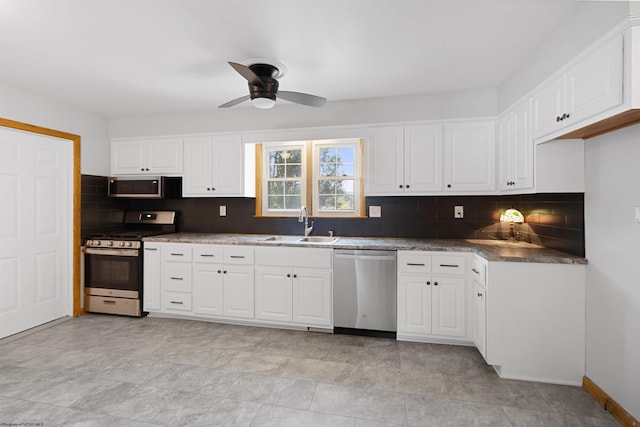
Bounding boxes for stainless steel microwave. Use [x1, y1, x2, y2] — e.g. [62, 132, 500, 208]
[108, 176, 182, 198]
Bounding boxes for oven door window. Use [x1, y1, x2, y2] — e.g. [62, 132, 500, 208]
[85, 252, 141, 291]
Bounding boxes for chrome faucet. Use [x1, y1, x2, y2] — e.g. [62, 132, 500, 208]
[298, 206, 314, 237]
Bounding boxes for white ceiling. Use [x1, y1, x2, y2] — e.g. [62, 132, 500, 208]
[0, 0, 583, 116]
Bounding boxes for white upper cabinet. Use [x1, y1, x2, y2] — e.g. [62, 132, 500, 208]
[532, 35, 623, 140]
[111, 138, 183, 176]
[365, 126, 405, 195]
[498, 98, 533, 192]
[183, 135, 244, 197]
[365, 124, 443, 195]
[443, 120, 496, 192]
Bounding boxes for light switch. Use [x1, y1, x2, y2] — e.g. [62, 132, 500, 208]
[219, 205, 227, 217]
[369, 206, 382, 218]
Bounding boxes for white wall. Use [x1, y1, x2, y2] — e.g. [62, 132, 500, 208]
[498, 1, 630, 112]
[0, 83, 110, 175]
[585, 123, 640, 419]
[108, 88, 497, 138]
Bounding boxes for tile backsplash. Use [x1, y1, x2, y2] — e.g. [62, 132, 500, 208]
[84, 175, 584, 257]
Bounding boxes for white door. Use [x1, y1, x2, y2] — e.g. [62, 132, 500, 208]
[444, 121, 496, 192]
[0, 127, 71, 338]
[365, 127, 405, 195]
[222, 266, 255, 319]
[404, 124, 443, 193]
[192, 263, 224, 316]
[431, 276, 466, 338]
[142, 243, 162, 311]
[397, 275, 431, 335]
[211, 135, 244, 196]
[292, 269, 332, 327]
[255, 267, 293, 322]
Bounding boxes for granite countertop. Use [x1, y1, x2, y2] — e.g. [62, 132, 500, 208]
[144, 232, 587, 265]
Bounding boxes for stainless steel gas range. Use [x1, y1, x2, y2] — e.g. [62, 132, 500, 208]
[84, 211, 176, 317]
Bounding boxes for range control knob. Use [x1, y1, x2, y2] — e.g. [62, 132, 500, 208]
[118, 241, 125, 247]
[106, 241, 113, 247]
[125, 241, 132, 247]
[94, 240, 101, 246]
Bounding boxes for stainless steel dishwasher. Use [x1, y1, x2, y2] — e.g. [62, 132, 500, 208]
[333, 249, 397, 337]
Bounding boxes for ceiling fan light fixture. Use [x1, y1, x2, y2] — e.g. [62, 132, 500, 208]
[251, 96, 276, 109]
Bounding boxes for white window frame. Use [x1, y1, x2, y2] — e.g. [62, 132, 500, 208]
[311, 139, 362, 217]
[261, 142, 307, 217]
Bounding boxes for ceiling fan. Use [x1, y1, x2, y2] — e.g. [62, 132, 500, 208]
[219, 60, 327, 109]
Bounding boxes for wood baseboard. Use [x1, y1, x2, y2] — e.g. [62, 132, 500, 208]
[582, 376, 639, 427]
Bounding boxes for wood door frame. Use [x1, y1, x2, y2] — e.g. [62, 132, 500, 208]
[0, 117, 82, 317]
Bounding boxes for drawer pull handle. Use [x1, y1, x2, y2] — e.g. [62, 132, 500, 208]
[170, 277, 183, 281]
[170, 301, 184, 305]
[230, 255, 245, 259]
[477, 293, 483, 297]
[471, 268, 480, 274]
[145, 248, 158, 251]
[170, 253, 184, 256]
[407, 263, 425, 266]
[200, 254, 215, 257]
[439, 264, 459, 268]
[103, 300, 116, 305]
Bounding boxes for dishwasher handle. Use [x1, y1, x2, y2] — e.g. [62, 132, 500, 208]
[334, 253, 396, 261]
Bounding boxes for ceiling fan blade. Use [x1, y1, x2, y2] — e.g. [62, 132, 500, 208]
[228, 62, 264, 88]
[218, 95, 250, 108]
[278, 91, 327, 107]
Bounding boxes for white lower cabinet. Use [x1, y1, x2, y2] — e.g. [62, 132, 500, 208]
[484, 261, 586, 385]
[397, 251, 469, 343]
[143, 242, 331, 330]
[191, 244, 254, 319]
[143, 243, 162, 312]
[255, 247, 332, 329]
[470, 255, 488, 359]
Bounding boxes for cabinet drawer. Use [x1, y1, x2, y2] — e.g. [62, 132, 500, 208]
[193, 245, 224, 264]
[470, 257, 486, 286]
[163, 263, 192, 292]
[398, 252, 431, 274]
[432, 255, 466, 275]
[163, 292, 192, 311]
[162, 244, 193, 262]
[224, 246, 255, 265]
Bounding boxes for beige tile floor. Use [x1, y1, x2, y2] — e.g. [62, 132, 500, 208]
[0, 314, 618, 426]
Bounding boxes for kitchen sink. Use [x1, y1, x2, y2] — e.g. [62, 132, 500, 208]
[262, 235, 305, 242]
[297, 236, 339, 244]
[262, 235, 339, 244]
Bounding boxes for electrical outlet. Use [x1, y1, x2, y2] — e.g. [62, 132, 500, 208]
[454, 206, 464, 218]
[369, 206, 382, 218]
[219, 205, 227, 217]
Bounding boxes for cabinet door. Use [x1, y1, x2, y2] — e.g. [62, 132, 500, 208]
[255, 268, 293, 322]
[192, 263, 224, 316]
[143, 243, 162, 311]
[566, 35, 623, 126]
[292, 269, 332, 327]
[510, 99, 533, 190]
[365, 127, 405, 195]
[211, 135, 244, 196]
[404, 124, 443, 193]
[431, 276, 466, 338]
[444, 121, 496, 192]
[183, 136, 214, 196]
[497, 111, 513, 191]
[472, 281, 487, 359]
[532, 75, 566, 139]
[397, 275, 431, 335]
[145, 138, 183, 174]
[223, 266, 255, 319]
[111, 140, 146, 175]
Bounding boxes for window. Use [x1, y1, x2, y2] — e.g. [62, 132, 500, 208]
[258, 138, 363, 217]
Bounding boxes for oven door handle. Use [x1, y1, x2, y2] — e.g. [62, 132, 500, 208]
[84, 248, 139, 256]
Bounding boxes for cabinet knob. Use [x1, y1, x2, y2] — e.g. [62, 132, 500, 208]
[287, 273, 291, 278]
[406, 185, 410, 189]
[566, 113, 570, 119]
[399, 185, 403, 189]
[207, 188, 211, 191]
[223, 270, 227, 274]
[447, 184, 451, 188]
[293, 274, 298, 278]
[212, 187, 216, 191]
[217, 270, 222, 274]
[556, 116, 561, 122]
[140, 168, 145, 171]
[434, 281, 438, 286]
[426, 281, 431, 285]
[145, 168, 149, 171]
[477, 293, 483, 297]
